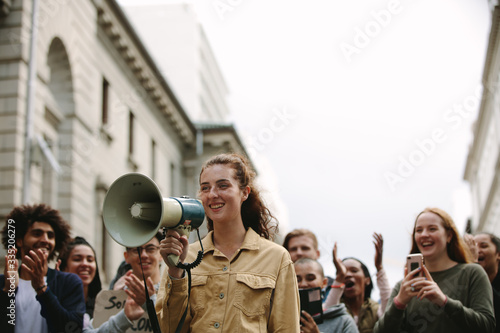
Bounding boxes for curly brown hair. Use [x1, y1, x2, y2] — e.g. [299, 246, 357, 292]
[2, 204, 71, 262]
[199, 153, 278, 240]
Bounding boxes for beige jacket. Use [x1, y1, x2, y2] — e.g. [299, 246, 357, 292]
[156, 228, 300, 332]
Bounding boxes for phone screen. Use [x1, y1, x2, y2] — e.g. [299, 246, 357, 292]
[299, 287, 323, 324]
[410, 261, 419, 271]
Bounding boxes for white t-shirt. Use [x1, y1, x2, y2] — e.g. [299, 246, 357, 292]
[15, 278, 48, 333]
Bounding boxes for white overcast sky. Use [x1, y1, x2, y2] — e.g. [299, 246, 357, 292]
[119, 0, 492, 293]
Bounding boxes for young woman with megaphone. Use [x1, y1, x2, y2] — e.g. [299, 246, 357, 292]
[156, 153, 301, 332]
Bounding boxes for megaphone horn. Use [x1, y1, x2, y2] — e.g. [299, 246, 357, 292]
[102, 173, 205, 266]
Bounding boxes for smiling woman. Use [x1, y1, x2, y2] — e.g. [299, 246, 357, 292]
[156, 153, 301, 332]
[374, 207, 495, 333]
[58, 237, 102, 328]
[473, 233, 500, 333]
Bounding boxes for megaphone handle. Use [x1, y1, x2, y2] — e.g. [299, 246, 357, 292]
[167, 225, 191, 267]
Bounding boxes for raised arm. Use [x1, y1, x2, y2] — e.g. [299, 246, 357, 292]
[324, 242, 346, 308]
[373, 233, 391, 316]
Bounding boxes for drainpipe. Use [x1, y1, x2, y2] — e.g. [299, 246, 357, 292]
[22, 0, 40, 204]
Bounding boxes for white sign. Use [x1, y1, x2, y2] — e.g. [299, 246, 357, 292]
[93, 290, 155, 332]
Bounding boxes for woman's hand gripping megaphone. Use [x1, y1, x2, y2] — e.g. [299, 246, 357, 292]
[160, 228, 190, 278]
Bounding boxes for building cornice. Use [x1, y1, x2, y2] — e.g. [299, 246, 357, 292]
[482, 6, 500, 86]
[94, 0, 197, 146]
[195, 122, 256, 173]
[196, 122, 246, 151]
[0, 0, 11, 18]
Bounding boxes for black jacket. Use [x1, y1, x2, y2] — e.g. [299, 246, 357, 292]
[0, 268, 85, 333]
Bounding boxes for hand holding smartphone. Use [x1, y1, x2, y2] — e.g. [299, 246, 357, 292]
[299, 287, 323, 324]
[406, 253, 424, 277]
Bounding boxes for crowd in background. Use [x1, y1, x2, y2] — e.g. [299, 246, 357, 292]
[1, 153, 499, 333]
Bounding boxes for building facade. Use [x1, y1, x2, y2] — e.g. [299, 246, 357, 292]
[464, 3, 500, 234]
[122, 3, 230, 123]
[0, 0, 248, 283]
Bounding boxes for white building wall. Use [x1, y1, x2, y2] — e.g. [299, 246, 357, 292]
[123, 3, 230, 123]
[465, 5, 500, 235]
[0, 0, 198, 283]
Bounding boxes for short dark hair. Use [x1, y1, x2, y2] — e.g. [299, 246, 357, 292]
[475, 232, 500, 253]
[294, 257, 324, 278]
[2, 204, 71, 261]
[342, 257, 373, 300]
[125, 231, 163, 252]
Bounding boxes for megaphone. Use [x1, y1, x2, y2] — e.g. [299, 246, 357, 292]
[102, 173, 205, 266]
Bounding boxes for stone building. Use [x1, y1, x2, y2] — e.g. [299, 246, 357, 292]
[0, 0, 249, 283]
[464, 1, 500, 234]
[122, 2, 230, 124]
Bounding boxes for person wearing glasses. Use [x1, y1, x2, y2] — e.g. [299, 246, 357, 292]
[83, 232, 163, 332]
[116, 232, 163, 294]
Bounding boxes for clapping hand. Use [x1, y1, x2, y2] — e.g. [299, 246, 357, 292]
[22, 249, 48, 293]
[124, 272, 155, 306]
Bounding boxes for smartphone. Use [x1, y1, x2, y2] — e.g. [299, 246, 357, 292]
[406, 253, 424, 277]
[299, 287, 323, 324]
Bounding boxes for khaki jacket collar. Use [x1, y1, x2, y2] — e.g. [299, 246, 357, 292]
[201, 228, 261, 255]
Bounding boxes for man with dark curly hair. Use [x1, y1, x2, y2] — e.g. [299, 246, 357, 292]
[0, 204, 85, 333]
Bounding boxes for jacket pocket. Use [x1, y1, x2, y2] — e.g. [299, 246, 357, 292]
[190, 275, 208, 311]
[233, 274, 276, 317]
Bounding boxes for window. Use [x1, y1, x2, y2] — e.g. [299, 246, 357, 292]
[101, 78, 109, 125]
[170, 163, 175, 194]
[128, 111, 134, 155]
[41, 135, 57, 205]
[151, 140, 156, 179]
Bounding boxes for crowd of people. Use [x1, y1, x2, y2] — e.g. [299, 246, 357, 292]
[1, 152, 499, 333]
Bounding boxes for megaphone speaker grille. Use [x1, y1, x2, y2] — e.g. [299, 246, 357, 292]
[102, 173, 164, 248]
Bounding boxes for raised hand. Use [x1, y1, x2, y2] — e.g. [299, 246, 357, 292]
[124, 296, 145, 321]
[332, 242, 346, 283]
[112, 269, 132, 291]
[463, 233, 478, 263]
[22, 249, 49, 293]
[373, 232, 384, 272]
[124, 273, 155, 306]
[55, 259, 61, 271]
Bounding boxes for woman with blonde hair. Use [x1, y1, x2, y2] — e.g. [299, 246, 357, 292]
[374, 207, 495, 333]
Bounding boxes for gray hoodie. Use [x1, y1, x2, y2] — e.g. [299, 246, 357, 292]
[317, 303, 359, 333]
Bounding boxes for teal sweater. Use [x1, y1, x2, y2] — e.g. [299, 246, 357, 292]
[373, 263, 495, 333]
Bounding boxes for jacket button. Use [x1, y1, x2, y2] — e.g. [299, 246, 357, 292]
[219, 292, 224, 299]
[214, 322, 220, 328]
[222, 266, 228, 272]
